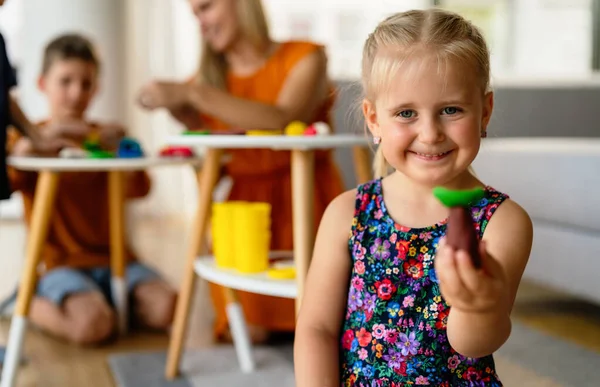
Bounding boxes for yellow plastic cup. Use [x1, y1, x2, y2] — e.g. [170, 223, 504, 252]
[233, 202, 271, 274]
[211, 203, 238, 269]
[235, 202, 270, 231]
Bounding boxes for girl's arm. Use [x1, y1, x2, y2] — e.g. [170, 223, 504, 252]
[294, 190, 355, 387]
[444, 199, 533, 358]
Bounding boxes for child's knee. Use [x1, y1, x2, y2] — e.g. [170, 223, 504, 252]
[135, 282, 177, 329]
[150, 287, 177, 329]
[64, 294, 115, 345]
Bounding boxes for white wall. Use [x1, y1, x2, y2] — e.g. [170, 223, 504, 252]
[512, 0, 592, 76]
[18, 0, 126, 122]
[124, 0, 200, 222]
[0, 0, 22, 64]
[262, 0, 431, 80]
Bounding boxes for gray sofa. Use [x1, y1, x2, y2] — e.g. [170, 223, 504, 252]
[473, 138, 600, 305]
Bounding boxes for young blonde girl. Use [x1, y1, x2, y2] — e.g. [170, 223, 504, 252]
[294, 9, 533, 386]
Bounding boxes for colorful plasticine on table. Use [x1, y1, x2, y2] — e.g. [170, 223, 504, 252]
[83, 139, 114, 159]
[183, 130, 211, 135]
[246, 129, 283, 136]
[284, 121, 307, 136]
[116, 137, 144, 158]
[58, 147, 89, 158]
[284, 120, 331, 136]
[433, 186, 485, 269]
[59, 136, 146, 159]
[304, 121, 331, 136]
[159, 145, 195, 158]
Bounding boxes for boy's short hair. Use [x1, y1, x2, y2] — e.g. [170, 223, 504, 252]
[41, 33, 100, 74]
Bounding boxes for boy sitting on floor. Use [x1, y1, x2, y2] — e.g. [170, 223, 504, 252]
[5, 33, 176, 345]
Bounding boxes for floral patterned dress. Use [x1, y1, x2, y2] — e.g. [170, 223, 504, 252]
[340, 178, 508, 386]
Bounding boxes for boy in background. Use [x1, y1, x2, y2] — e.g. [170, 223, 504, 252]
[6, 33, 176, 345]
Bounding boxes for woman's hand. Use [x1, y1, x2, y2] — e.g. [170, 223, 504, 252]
[137, 81, 190, 111]
[434, 238, 510, 314]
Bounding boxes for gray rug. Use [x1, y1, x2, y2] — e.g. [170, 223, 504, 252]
[108, 322, 600, 386]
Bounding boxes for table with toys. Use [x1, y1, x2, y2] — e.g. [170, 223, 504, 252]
[162, 121, 372, 378]
[1, 136, 202, 387]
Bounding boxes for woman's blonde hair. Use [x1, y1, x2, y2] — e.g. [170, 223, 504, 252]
[196, 0, 271, 89]
[362, 8, 491, 178]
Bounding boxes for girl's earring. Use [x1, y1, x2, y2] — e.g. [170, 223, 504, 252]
[373, 136, 381, 144]
[481, 131, 487, 138]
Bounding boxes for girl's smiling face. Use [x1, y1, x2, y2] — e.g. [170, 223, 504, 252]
[364, 51, 493, 187]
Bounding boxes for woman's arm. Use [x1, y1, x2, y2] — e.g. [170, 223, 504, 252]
[139, 48, 329, 130]
[168, 104, 204, 130]
[294, 189, 355, 387]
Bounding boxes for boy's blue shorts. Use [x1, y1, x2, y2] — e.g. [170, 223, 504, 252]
[36, 262, 160, 307]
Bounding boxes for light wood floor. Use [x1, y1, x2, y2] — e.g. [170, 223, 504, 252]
[1, 217, 599, 386]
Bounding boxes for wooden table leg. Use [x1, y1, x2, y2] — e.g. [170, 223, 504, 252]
[291, 150, 315, 314]
[165, 148, 223, 379]
[352, 145, 372, 184]
[0, 171, 59, 387]
[108, 171, 127, 335]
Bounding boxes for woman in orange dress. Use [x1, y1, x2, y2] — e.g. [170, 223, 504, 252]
[137, 0, 345, 341]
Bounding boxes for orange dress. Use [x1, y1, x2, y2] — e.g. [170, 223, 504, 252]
[200, 41, 345, 336]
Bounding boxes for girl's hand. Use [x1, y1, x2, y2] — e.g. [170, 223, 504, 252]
[137, 81, 189, 111]
[434, 238, 510, 314]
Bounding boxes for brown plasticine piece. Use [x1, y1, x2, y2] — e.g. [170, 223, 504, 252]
[433, 186, 485, 269]
[446, 207, 481, 269]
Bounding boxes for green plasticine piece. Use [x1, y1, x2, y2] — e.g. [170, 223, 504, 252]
[183, 130, 210, 135]
[88, 150, 115, 159]
[83, 140, 101, 152]
[432, 186, 485, 208]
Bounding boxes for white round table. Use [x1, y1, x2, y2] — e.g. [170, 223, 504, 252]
[162, 133, 371, 378]
[7, 155, 195, 171]
[1, 156, 201, 387]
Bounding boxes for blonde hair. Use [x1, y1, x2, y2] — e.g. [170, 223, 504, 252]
[196, 0, 270, 89]
[362, 9, 491, 178]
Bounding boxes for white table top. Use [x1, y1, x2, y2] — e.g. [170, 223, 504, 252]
[194, 254, 297, 299]
[166, 133, 368, 150]
[7, 156, 202, 172]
